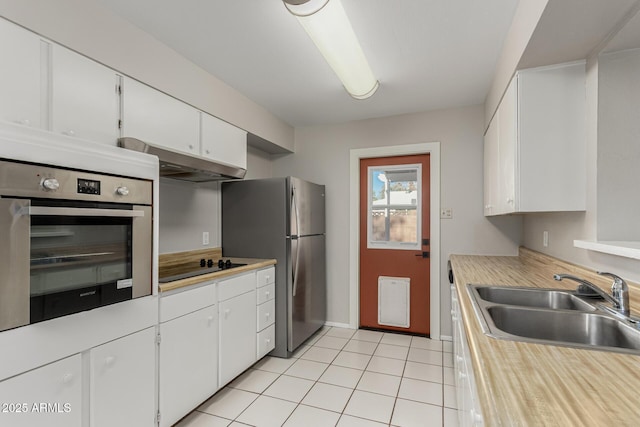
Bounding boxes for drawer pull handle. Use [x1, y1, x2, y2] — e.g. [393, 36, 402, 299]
[104, 356, 116, 367]
[224, 309, 231, 319]
[266, 339, 271, 344]
[62, 373, 74, 384]
[265, 291, 270, 297]
[265, 313, 270, 319]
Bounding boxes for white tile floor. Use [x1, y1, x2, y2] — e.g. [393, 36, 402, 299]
[176, 326, 459, 427]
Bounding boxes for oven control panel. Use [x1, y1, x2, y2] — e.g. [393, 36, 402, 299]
[77, 178, 101, 195]
[0, 159, 152, 205]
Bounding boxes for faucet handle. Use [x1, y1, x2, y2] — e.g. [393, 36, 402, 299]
[597, 271, 628, 289]
[598, 271, 630, 315]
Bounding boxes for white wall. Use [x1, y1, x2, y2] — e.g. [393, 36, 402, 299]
[272, 105, 522, 334]
[597, 49, 640, 241]
[0, 0, 294, 152]
[158, 146, 275, 254]
[523, 54, 640, 283]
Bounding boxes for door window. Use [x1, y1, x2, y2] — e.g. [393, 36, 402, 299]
[367, 164, 421, 250]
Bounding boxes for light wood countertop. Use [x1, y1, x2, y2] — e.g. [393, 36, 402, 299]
[450, 248, 640, 426]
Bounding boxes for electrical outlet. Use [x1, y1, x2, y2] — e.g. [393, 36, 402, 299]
[543, 230, 549, 247]
[202, 231, 209, 246]
[440, 208, 453, 219]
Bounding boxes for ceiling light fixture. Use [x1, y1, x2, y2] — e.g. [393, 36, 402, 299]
[283, 0, 379, 100]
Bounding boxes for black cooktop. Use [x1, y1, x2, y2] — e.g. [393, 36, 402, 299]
[159, 260, 247, 283]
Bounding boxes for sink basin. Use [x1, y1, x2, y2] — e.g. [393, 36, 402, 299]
[473, 286, 597, 311]
[466, 284, 640, 354]
[487, 306, 640, 351]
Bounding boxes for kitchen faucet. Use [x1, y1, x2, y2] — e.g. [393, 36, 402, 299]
[553, 272, 630, 316]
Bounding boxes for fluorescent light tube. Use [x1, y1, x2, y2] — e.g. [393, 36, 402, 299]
[284, 0, 379, 99]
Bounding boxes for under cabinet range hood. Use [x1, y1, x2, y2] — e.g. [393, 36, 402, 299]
[118, 137, 246, 182]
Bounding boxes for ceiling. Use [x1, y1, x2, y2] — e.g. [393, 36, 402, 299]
[96, 0, 519, 128]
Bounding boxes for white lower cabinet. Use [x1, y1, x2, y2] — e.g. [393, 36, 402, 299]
[451, 284, 484, 426]
[89, 327, 156, 427]
[0, 354, 82, 427]
[218, 272, 257, 388]
[159, 283, 217, 427]
[256, 267, 276, 359]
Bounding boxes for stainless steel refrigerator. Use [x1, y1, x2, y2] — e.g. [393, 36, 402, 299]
[221, 177, 326, 358]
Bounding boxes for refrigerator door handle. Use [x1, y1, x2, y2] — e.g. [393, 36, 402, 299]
[292, 183, 301, 237]
[291, 184, 302, 297]
[292, 236, 301, 297]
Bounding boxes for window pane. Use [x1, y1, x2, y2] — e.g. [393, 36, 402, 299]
[389, 209, 417, 243]
[368, 163, 421, 249]
[371, 208, 387, 241]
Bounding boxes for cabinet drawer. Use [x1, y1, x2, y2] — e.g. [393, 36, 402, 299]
[218, 272, 256, 302]
[256, 283, 275, 305]
[160, 283, 215, 323]
[257, 324, 275, 359]
[257, 299, 275, 332]
[256, 267, 275, 288]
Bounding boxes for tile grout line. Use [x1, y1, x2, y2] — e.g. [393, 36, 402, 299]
[195, 327, 450, 427]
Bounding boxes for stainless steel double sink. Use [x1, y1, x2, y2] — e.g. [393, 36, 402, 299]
[467, 285, 640, 354]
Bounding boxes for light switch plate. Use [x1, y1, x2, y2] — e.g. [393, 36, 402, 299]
[441, 208, 453, 219]
[202, 231, 210, 245]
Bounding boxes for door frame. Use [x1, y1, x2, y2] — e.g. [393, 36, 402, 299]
[349, 142, 441, 339]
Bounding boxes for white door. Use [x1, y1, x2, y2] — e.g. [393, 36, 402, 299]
[121, 77, 199, 154]
[159, 306, 218, 427]
[51, 44, 120, 145]
[483, 115, 499, 216]
[201, 112, 247, 169]
[497, 77, 517, 214]
[90, 327, 156, 427]
[0, 18, 44, 128]
[0, 354, 82, 427]
[218, 291, 256, 387]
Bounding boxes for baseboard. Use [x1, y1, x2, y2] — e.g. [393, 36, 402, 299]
[440, 335, 453, 342]
[324, 321, 354, 329]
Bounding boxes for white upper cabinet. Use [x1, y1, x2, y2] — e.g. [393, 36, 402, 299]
[483, 110, 499, 216]
[484, 61, 586, 216]
[121, 77, 200, 155]
[51, 44, 120, 145]
[201, 112, 247, 170]
[0, 18, 44, 129]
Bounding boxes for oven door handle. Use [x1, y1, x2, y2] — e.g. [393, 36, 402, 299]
[22, 206, 145, 218]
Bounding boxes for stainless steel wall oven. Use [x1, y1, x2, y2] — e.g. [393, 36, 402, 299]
[0, 159, 153, 332]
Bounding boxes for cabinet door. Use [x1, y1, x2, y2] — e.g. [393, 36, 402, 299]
[159, 306, 218, 427]
[0, 354, 81, 427]
[483, 114, 499, 216]
[201, 112, 247, 169]
[497, 77, 517, 214]
[121, 77, 199, 155]
[218, 290, 257, 387]
[0, 18, 43, 128]
[51, 44, 120, 145]
[90, 327, 156, 427]
[257, 324, 276, 359]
